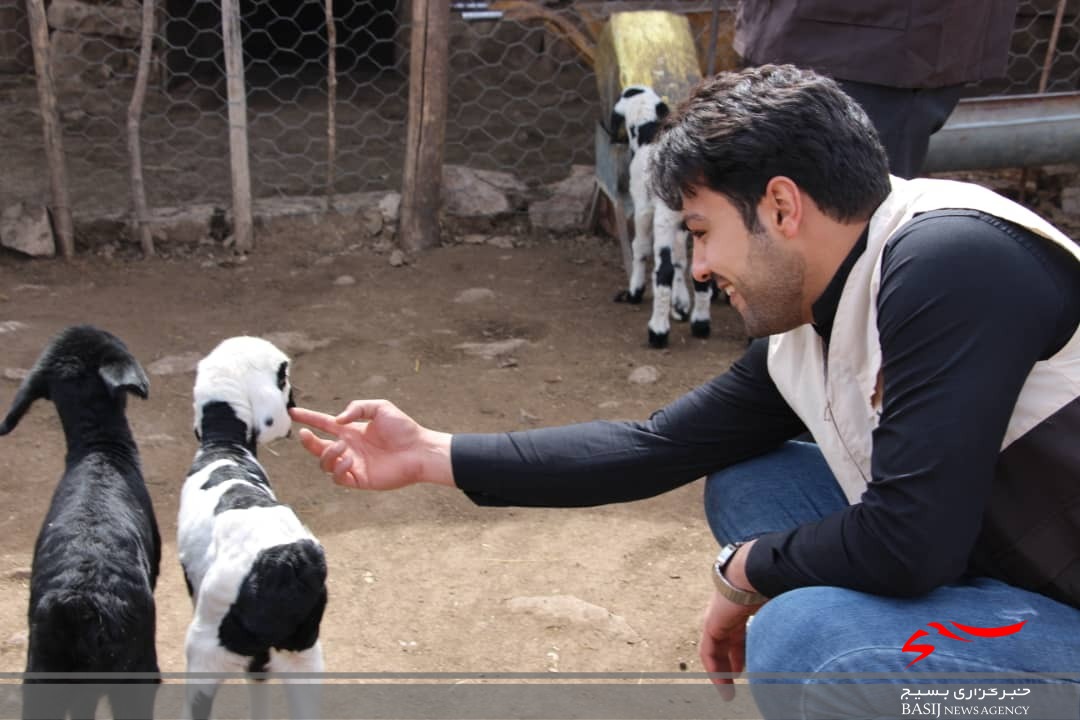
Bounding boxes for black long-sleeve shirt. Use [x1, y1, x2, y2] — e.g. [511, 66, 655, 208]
[452, 210, 1080, 598]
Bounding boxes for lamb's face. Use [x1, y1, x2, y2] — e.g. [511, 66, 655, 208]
[193, 337, 294, 445]
[612, 85, 670, 153]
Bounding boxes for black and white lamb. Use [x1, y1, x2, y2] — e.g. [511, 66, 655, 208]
[178, 336, 326, 720]
[611, 84, 715, 348]
[0, 325, 160, 720]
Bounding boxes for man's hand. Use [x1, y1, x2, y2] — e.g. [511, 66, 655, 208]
[700, 591, 762, 700]
[290, 399, 453, 490]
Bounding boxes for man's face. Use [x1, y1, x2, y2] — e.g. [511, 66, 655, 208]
[682, 188, 806, 338]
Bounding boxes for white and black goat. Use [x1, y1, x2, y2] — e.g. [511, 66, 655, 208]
[611, 85, 715, 348]
[178, 336, 326, 720]
[0, 325, 159, 719]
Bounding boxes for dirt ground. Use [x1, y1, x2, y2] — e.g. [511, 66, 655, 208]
[0, 223, 750, 677]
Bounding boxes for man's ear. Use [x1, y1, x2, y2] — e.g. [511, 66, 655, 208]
[761, 176, 802, 238]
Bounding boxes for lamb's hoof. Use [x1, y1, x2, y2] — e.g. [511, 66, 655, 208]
[614, 288, 645, 304]
[691, 320, 711, 338]
[672, 305, 690, 322]
[648, 330, 669, 348]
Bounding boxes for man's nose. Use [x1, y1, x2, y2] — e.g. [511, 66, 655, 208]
[691, 247, 711, 283]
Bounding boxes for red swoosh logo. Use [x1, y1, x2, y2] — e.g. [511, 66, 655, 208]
[902, 621, 1027, 667]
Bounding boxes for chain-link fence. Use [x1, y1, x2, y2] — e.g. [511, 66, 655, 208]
[0, 0, 1077, 225]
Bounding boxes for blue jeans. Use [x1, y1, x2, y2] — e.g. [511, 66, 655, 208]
[704, 442, 1080, 715]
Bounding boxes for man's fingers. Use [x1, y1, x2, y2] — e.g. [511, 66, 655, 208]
[319, 440, 348, 473]
[336, 398, 394, 425]
[701, 633, 735, 701]
[291, 407, 346, 435]
[297, 427, 334, 458]
[332, 453, 354, 484]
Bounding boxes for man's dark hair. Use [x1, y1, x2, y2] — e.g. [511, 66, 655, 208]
[652, 65, 891, 230]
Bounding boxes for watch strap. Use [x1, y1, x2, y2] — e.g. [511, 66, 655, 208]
[712, 542, 768, 606]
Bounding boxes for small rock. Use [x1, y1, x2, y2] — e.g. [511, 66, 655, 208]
[378, 192, 401, 224]
[453, 287, 495, 304]
[520, 408, 540, 423]
[454, 338, 527, 359]
[462, 234, 488, 245]
[0, 321, 27, 335]
[628, 365, 660, 384]
[1, 203, 55, 258]
[487, 236, 515, 249]
[598, 400, 620, 409]
[389, 249, 407, 267]
[362, 374, 389, 388]
[498, 357, 519, 369]
[262, 331, 335, 357]
[5, 631, 28, 649]
[2, 368, 28, 382]
[506, 595, 641, 643]
[147, 352, 202, 376]
[333, 275, 356, 286]
[13, 284, 47, 293]
[361, 210, 384, 237]
[8, 568, 32, 582]
[313, 256, 335, 266]
[1061, 186, 1080, 216]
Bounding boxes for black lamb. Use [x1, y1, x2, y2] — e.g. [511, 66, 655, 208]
[1, 325, 160, 720]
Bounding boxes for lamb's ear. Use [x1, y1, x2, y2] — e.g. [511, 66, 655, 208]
[99, 359, 150, 400]
[609, 110, 627, 144]
[276, 360, 288, 391]
[0, 373, 48, 436]
[655, 101, 670, 122]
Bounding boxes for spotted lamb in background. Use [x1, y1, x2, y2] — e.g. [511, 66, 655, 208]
[610, 84, 715, 348]
[178, 336, 326, 720]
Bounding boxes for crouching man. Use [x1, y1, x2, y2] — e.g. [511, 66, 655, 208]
[291, 65, 1080, 718]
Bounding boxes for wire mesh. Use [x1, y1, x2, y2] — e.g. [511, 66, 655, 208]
[0, 0, 1077, 224]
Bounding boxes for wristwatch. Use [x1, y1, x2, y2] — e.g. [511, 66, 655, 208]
[712, 542, 768, 606]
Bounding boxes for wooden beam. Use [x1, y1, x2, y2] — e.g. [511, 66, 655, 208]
[399, 0, 449, 253]
[25, 0, 74, 258]
[127, 0, 156, 257]
[326, 0, 338, 211]
[221, 0, 254, 251]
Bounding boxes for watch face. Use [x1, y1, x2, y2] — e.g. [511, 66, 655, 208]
[716, 543, 739, 569]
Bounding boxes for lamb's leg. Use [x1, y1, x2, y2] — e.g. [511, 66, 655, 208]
[21, 680, 73, 720]
[108, 681, 158, 720]
[248, 678, 271, 720]
[615, 206, 653, 304]
[648, 242, 674, 348]
[668, 219, 692, 322]
[184, 626, 232, 720]
[691, 276, 714, 338]
[65, 685, 100, 720]
[272, 643, 325, 720]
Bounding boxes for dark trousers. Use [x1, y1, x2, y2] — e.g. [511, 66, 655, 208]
[838, 80, 965, 179]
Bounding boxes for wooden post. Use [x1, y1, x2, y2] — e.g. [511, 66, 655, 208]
[25, 0, 75, 259]
[705, 0, 721, 77]
[127, 0, 156, 257]
[325, 0, 337, 211]
[399, 0, 449, 253]
[221, 0, 253, 251]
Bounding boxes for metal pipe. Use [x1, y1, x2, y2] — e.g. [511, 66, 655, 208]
[923, 91, 1080, 172]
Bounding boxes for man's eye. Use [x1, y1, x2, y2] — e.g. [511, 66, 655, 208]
[689, 229, 706, 240]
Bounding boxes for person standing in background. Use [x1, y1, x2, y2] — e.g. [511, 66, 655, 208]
[734, 1, 1019, 178]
